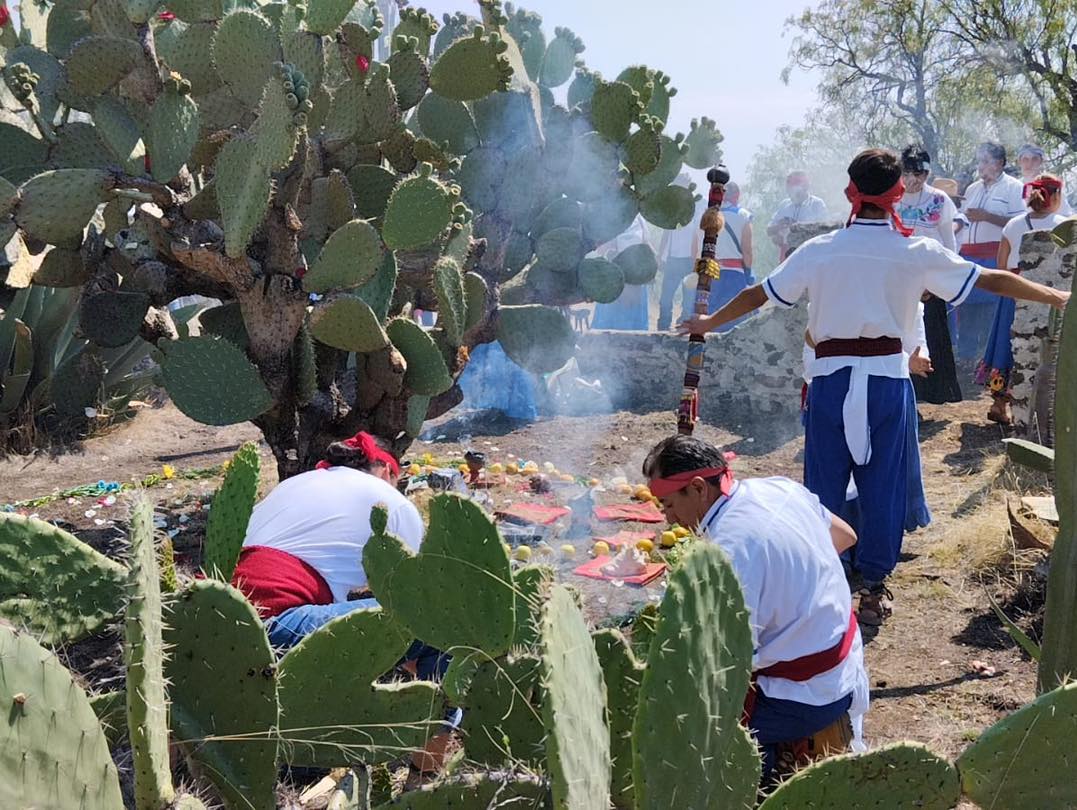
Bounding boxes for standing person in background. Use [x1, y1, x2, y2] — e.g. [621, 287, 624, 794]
[1017, 144, 1072, 215]
[955, 143, 1026, 360]
[709, 181, 754, 330]
[767, 171, 829, 261]
[976, 174, 1071, 425]
[657, 174, 703, 331]
[592, 215, 652, 331]
[896, 145, 962, 405]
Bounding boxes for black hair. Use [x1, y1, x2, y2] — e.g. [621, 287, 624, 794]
[900, 144, 931, 173]
[643, 435, 728, 489]
[977, 142, 1007, 165]
[324, 436, 397, 472]
[847, 148, 902, 196]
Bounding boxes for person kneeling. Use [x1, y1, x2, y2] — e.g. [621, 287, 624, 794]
[643, 435, 869, 783]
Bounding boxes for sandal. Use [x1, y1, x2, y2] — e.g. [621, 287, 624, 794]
[855, 583, 894, 627]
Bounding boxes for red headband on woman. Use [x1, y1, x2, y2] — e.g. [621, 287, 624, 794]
[845, 177, 913, 236]
[1023, 176, 1063, 199]
[315, 431, 400, 475]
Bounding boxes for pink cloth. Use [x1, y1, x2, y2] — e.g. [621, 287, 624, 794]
[573, 555, 667, 586]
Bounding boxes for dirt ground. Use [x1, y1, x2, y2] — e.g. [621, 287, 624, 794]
[0, 393, 1049, 765]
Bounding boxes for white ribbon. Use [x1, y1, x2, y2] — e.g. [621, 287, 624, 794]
[841, 364, 873, 466]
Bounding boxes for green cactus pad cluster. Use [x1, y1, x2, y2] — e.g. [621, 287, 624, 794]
[578, 256, 626, 304]
[496, 305, 575, 374]
[0, 513, 127, 645]
[161, 336, 273, 425]
[541, 584, 611, 810]
[593, 629, 645, 809]
[278, 607, 441, 767]
[0, 625, 124, 809]
[310, 294, 391, 354]
[304, 218, 385, 293]
[634, 544, 759, 809]
[365, 493, 516, 657]
[166, 580, 279, 810]
[386, 317, 454, 395]
[683, 116, 723, 170]
[382, 164, 457, 250]
[203, 442, 260, 581]
[430, 26, 513, 101]
[125, 496, 176, 809]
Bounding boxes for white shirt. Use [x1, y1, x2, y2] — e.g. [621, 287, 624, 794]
[961, 174, 1026, 245]
[700, 477, 869, 723]
[667, 201, 706, 258]
[1001, 211, 1071, 270]
[242, 467, 424, 602]
[770, 195, 829, 227]
[897, 184, 957, 251]
[717, 204, 752, 267]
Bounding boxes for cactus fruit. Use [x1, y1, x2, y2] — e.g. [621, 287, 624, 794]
[541, 584, 611, 810]
[540, 26, 585, 88]
[372, 773, 548, 809]
[633, 544, 759, 809]
[496, 305, 576, 374]
[430, 26, 513, 101]
[593, 629, 645, 809]
[0, 625, 124, 809]
[212, 10, 282, 106]
[0, 513, 127, 645]
[161, 336, 273, 425]
[957, 682, 1077, 807]
[614, 242, 660, 286]
[461, 654, 546, 765]
[203, 441, 260, 581]
[125, 496, 176, 809]
[682, 116, 723, 170]
[386, 317, 454, 395]
[382, 164, 457, 251]
[365, 494, 516, 657]
[759, 743, 960, 809]
[578, 257, 626, 304]
[304, 219, 385, 293]
[165, 580, 279, 810]
[277, 607, 441, 767]
[641, 182, 699, 230]
[15, 168, 112, 247]
[591, 80, 643, 144]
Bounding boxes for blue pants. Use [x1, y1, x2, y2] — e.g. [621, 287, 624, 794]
[657, 257, 694, 331]
[266, 601, 451, 681]
[805, 369, 910, 583]
[752, 689, 853, 779]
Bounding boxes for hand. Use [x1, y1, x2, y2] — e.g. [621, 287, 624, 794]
[677, 315, 713, 335]
[965, 207, 989, 222]
[909, 346, 934, 377]
[1050, 289, 1071, 310]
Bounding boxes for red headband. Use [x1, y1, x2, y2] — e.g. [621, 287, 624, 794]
[845, 177, 913, 237]
[316, 431, 400, 475]
[649, 453, 737, 499]
[1023, 177, 1062, 199]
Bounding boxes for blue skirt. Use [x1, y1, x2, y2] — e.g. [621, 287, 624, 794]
[976, 296, 1015, 394]
[954, 254, 999, 360]
[457, 342, 538, 421]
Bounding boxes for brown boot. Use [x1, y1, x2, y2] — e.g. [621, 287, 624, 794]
[855, 582, 893, 627]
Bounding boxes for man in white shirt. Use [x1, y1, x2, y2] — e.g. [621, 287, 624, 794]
[642, 435, 866, 783]
[657, 175, 703, 331]
[681, 148, 1068, 622]
[767, 170, 829, 261]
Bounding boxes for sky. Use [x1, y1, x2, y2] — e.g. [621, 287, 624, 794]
[418, 0, 821, 182]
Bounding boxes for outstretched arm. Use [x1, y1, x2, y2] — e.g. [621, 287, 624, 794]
[678, 284, 769, 334]
[975, 269, 1069, 309]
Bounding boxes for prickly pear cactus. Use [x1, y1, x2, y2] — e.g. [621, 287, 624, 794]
[0, 625, 124, 809]
[758, 743, 960, 809]
[125, 495, 176, 810]
[633, 544, 759, 809]
[0, 513, 127, 644]
[165, 580, 278, 810]
[372, 773, 548, 808]
[203, 441, 261, 581]
[461, 654, 546, 765]
[593, 629, 644, 810]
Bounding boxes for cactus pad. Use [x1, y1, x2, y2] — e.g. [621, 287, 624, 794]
[277, 606, 441, 767]
[464, 271, 489, 331]
[567, 65, 599, 110]
[459, 146, 507, 211]
[0, 626, 124, 809]
[591, 80, 642, 143]
[759, 743, 959, 810]
[539, 26, 584, 88]
[416, 92, 481, 155]
[1004, 437, 1054, 472]
[348, 164, 398, 220]
[310, 295, 391, 354]
[541, 584, 611, 810]
[956, 682, 1077, 808]
[156, 21, 222, 95]
[215, 135, 272, 258]
[633, 544, 759, 810]
[382, 165, 456, 250]
[161, 336, 273, 425]
[635, 134, 686, 196]
[78, 287, 150, 348]
[148, 80, 200, 182]
[593, 629, 644, 810]
[614, 242, 660, 286]
[249, 71, 300, 171]
[304, 218, 385, 293]
[386, 316, 454, 395]
[0, 124, 48, 184]
[358, 251, 399, 322]
[506, 6, 546, 80]
[125, 496, 176, 809]
[50, 347, 106, 418]
[578, 256, 625, 304]
[388, 39, 430, 110]
[682, 116, 723, 170]
[614, 66, 655, 110]
[304, 0, 354, 35]
[165, 580, 278, 810]
[394, 8, 439, 56]
[496, 304, 576, 374]
[0, 513, 127, 645]
[461, 654, 546, 765]
[624, 117, 663, 176]
[405, 394, 430, 438]
[567, 131, 620, 203]
[165, 0, 226, 22]
[536, 227, 585, 273]
[533, 197, 583, 239]
[355, 66, 403, 144]
[433, 256, 467, 345]
[373, 774, 547, 808]
[364, 493, 516, 657]
[203, 442, 260, 581]
[65, 35, 144, 96]
[212, 10, 282, 107]
[641, 183, 698, 230]
[198, 301, 249, 349]
[16, 168, 111, 247]
[430, 27, 513, 101]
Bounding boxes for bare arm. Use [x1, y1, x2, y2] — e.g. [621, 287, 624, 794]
[678, 284, 769, 333]
[975, 268, 1069, 308]
[741, 222, 754, 268]
[996, 238, 1011, 271]
[830, 513, 857, 554]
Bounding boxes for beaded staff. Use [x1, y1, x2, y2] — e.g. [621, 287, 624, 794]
[677, 166, 730, 435]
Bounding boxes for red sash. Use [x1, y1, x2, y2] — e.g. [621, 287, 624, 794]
[742, 610, 859, 723]
[232, 545, 334, 618]
[719, 258, 745, 269]
[814, 336, 902, 359]
[959, 241, 1000, 260]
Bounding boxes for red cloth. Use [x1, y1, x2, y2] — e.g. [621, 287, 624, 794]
[844, 177, 912, 236]
[649, 467, 733, 500]
[593, 530, 656, 549]
[496, 503, 570, 525]
[720, 258, 745, 269]
[959, 241, 1000, 259]
[742, 610, 859, 723]
[1024, 176, 1063, 199]
[573, 555, 667, 586]
[593, 502, 666, 524]
[231, 545, 333, 619]
[814, 337, 902, 359]
[315, 431, 399, 475]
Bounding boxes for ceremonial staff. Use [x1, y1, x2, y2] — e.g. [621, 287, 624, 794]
[677, 165, 730, 435]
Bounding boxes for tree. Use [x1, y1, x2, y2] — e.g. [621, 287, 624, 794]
[0, 0, 721, 477]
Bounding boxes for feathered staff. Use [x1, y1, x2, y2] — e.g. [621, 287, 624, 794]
[677, 165, 730, 435]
